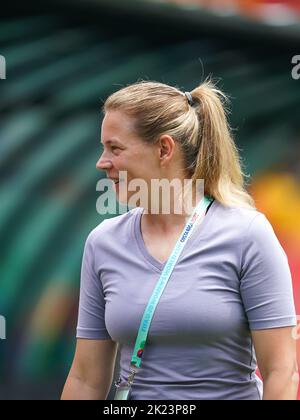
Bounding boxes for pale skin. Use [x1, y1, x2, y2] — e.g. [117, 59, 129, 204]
[61, 110, 299, 400]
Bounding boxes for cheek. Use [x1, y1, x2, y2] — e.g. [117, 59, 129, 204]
[111, 155, 124, 169]
[114, 148, 157, 176]
[135, 150, 157, 170]
[111, 156, 136, 178]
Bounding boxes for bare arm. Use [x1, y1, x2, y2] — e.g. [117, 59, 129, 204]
[252, 327, 299, 400]
[61, 338, 118, 400]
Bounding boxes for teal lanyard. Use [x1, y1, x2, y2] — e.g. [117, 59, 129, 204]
[126, 195, 214, 384]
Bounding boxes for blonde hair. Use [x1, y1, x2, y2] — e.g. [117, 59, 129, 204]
[103, 78, 256, 210]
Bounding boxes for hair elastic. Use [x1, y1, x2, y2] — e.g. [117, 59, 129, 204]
[184, 91, 195, 107]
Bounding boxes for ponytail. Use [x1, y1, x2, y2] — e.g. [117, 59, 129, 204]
[189, 79, 255, 209]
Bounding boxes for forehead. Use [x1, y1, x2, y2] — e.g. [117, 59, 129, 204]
[101, 110, 136, 144]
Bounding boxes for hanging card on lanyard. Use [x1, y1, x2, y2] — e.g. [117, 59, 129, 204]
[114, 383, 132, 401]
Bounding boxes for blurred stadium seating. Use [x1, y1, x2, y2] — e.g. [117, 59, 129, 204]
[160, 0, 300, 21]
[0, 0, 299, 400]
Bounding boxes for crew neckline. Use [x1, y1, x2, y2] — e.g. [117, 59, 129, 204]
[133, 199, 218, 272]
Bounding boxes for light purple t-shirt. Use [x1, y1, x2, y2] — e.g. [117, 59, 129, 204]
[76, 199, 297, 400]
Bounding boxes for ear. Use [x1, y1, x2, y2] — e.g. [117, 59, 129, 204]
[158, 135, 176, 166]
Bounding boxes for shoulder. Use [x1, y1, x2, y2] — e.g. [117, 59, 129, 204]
[212, 200, 267, 235]
[85, 207, 141, 247]
[216, 202, 285, 260]
[212, 201, 287, 270]
[211, 200, 281, 254]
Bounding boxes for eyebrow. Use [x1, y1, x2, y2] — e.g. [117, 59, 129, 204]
[101, 139, 122, 146]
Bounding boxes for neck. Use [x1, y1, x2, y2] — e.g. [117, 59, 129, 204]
[141, 187, 203, 233]
[142, 211, 188, 234]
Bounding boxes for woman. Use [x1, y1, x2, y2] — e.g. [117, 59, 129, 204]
[62, 80, 298, 400]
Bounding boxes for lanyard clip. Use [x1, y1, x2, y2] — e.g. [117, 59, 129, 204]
[114, 377, 122, 388]
[127, 365, 138, 386]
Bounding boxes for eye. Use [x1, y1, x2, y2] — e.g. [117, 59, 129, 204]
[111, 146, 121, 152]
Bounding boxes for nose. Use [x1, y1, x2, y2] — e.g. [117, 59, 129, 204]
[96, 151, 112, 171]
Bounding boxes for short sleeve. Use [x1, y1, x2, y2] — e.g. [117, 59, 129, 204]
[240, 213, 297, 330]
[76, 230, 111, 340]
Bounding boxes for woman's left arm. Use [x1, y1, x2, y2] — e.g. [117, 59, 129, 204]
[252, 327, 299, 400]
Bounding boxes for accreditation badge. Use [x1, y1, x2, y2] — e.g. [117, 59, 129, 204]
[114, 382, 132, 400]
